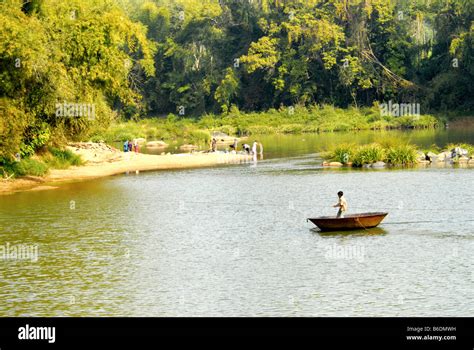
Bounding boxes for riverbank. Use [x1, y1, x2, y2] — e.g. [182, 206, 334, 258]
[90, 105, 440, 146]
[0, 143, 252, 195]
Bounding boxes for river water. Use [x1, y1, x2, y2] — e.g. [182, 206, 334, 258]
[1, 129, 473, 316]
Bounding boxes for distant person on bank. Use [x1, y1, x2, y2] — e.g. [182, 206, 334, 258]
[230, 139, 238, 153]
[133, 140, 139, 153]
[243, 144, 250, 154]
[252, 141, 258, 155]
[211, 138, 217, 152]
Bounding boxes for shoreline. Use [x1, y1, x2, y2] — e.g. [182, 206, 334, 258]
[0, 148, 252, 195]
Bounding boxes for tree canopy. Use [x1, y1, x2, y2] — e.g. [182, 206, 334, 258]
[1, 0, 473, 161]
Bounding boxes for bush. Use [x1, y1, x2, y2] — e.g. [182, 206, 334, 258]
[188, 129, 211, 144]
[332, 122, 352, 132]
[385, 145, 417, 165]
[331, 144, 355, 163]
[278, 124, 304, 133]
[301, 123, 320, 133]
[352, 144, 385, 166]
[242, 125, 276, 135]
[8, 159, 49, 177]
[218, 125, 237, 136]
[112, 130, 136, 142]
[422, 144, 441, 155]
[45, 148, 83, 169]
[89, 134, 106, 143]
[370, 120, 390, 130]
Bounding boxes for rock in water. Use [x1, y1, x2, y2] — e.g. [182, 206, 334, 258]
[328, 162, 343, 167]
[437, 152, 450, 161]
[416, 151, 426, 160]
[371, 161, 386, 168]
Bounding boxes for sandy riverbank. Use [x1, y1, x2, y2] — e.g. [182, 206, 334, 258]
[0, 143, 252, 195]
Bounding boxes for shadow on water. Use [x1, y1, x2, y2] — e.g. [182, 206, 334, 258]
[311, 227, 389, 237]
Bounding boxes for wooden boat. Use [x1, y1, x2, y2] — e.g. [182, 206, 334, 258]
[307, 212, 388, 231]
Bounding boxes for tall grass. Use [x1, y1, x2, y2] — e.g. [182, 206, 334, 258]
[328, 140, 448, 167]
[352, 144, 385, 166]
[385, 145, 417, 165]
[0, 147, 84, 178]
[44, 147, 83, 169]
[187, 130, 211, 144]
[331, 144, 355, 163]
[1, 159, 49, 177]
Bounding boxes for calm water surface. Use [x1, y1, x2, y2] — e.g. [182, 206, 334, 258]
[1, 129, 473, 316]
[139, 127, 474, 158]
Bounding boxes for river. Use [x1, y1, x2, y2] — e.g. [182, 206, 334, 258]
[1, 128, 473, 316]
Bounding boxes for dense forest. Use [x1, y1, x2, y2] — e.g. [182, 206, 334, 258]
[1, 0, 473, 162]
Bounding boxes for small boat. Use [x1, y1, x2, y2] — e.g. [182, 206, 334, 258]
[307, 212, 388, 231]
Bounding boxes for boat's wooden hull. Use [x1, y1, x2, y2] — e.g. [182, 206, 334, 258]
[308, 212, 388, 231]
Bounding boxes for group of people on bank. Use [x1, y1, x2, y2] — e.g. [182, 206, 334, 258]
[210, 138, 263, 156]
[122, 137, 262, 156]
[123, 140, 140, 153]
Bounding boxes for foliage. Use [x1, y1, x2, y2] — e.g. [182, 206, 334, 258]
[0, 0, 155, 160]
[331, 144, 355, 164]
[3, 158, 49, 177]
[352, 144, 386, 166]
[1, 0, 472, 161]
[385, 145, 418, 165]
[45, 147, 83, 168]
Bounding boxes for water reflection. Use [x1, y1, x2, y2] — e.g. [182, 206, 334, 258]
[315, 227, 389, 237]
[118, 128, 474, 159]
[1, 130, 473, 317]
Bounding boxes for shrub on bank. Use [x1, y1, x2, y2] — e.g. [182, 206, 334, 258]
[352, 144, 386, 167]
[3, 158, 49, 177]
[0, 146, 85, 178]
[241, 125, 276, 135]
[327, 141, 474, 167]
[332, 144, 355, 164]
[188, 130, 211, 144]
[278, 124, 304, 133]
[385, 145, 418, 165]
[44, 148, 83, 169]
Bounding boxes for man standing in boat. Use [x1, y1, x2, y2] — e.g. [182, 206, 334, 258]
[333, 191, 347, 218]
